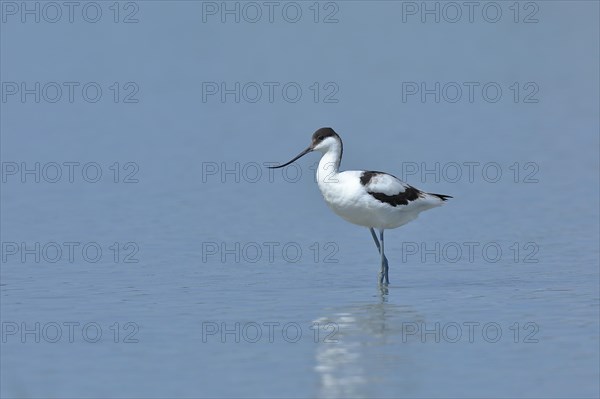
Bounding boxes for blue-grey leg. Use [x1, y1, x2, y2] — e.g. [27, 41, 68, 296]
[379, 229, 389, 285]
[370, 228, 389, 285]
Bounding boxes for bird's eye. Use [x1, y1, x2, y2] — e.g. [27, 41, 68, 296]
[318, 136, 324, 141]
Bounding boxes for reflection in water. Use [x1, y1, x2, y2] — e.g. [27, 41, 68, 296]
[313, 288, 425, 398]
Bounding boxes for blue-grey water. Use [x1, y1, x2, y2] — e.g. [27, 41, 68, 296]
[1, 1, 599, 398]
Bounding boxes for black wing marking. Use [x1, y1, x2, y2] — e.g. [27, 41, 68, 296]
[368, 186, 422, 207]
[360, 171, 424, 207]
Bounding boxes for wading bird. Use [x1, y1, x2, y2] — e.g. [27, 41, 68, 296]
[269, 128, 451, 285]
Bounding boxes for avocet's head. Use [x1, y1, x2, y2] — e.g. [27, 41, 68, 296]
[310, 127, 342, 153]
[268, 127, 342, 169]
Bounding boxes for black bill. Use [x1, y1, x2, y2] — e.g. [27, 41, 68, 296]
[267, 146, 312, 169]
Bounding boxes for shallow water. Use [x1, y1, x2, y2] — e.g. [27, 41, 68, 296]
[1, 1, 599, 398]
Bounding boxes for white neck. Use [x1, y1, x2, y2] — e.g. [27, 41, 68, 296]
[316, 143, 342, 186]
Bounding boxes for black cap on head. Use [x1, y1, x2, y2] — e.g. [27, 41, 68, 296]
[311, 127, 339, 145]
[310, 127, 343, 162]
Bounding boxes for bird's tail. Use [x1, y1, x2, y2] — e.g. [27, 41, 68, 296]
[427, 193, 452, 201]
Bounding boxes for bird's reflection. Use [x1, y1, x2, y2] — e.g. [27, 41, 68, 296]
[312, 287, 424, 398]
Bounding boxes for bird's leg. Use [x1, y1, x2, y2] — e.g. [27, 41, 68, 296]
[370, 228, 389, 285]
[380, 229, 389, 285]
[369, 228, 385, 283]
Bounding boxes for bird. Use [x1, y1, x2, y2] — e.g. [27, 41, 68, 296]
[268, 127, 452, 285]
